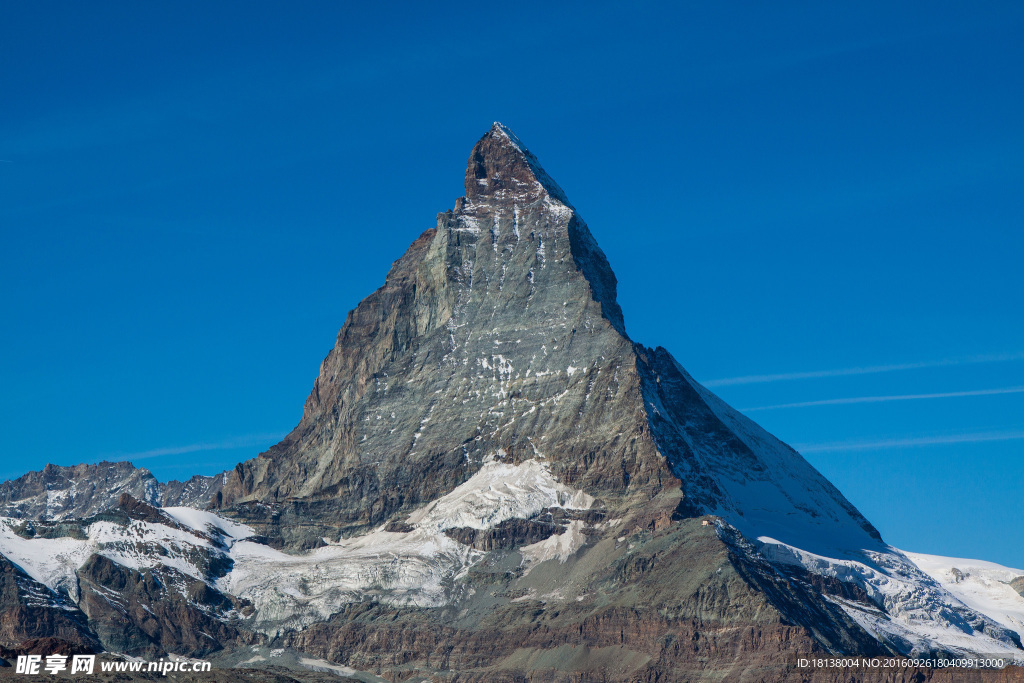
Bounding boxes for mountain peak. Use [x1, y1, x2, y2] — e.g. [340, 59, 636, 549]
[464, 122, 570, 204]
[4, 125, 1023, 673]
[489, 120, 523, 149]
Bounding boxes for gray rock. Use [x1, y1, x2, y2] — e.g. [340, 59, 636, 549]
[0, 462, 160, 521]
[0, 462, 227, 521]
[160, 471, 228, 508]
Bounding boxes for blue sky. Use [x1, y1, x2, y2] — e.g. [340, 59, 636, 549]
[1, 2, 1021, 567]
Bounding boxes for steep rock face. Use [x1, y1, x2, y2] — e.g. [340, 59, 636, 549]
[161, 471, 227, 508]
[219, 123, 667, 545]
[209, 124, 1022, 664]
[76, 553, 251, 657]
[217, 123, 885, 560]
[0, 554, 99, 653]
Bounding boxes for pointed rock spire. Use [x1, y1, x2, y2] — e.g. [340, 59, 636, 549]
[464, 122, 570, 204]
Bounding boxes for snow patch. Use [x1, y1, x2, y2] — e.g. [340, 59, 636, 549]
[222, 459, 593, 632]
[162, 507, 254, 543]
[0, 516, 223, 601]
[298, 657, 358, 676]
[520, 520, 586, 573]
[407, 459, 593, 531]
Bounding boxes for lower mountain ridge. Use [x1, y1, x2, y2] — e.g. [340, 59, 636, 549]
[1, 123, 1021, 682]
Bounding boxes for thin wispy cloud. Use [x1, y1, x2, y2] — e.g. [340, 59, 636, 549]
[703, 352, 1024, 388]
[795, 430, 1024, 453]
[742, 385, 1024, 412]
[107, 432, 287, 461]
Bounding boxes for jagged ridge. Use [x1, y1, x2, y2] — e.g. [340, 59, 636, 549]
[0, 462, 226, 521]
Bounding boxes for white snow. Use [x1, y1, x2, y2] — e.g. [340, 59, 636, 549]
[162, 507, 255, 543]
[682, 370, 883, 556]
[407, 459, 593, 531]
[298, 657, 358, 676]
[0, 516, 225, 602]
[0, 520, 92, 598]
[220, 527, 480, 633]
[668, 366, 1024, 656]
[222, 458, 593, 632]
[904, 551, 1024, 642]
[456, 215, 482, 234]
[520, 520, 586, 574]
[754, 535, 1024, 657]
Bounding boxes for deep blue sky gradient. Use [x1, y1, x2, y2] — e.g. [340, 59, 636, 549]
[1, 2, 1022, 566]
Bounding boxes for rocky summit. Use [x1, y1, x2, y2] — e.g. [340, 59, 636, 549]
[1, 123, 1022, 681]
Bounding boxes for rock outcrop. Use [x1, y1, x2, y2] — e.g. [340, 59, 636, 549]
[0, 462, 160, 521]
[0, 554, 99, 655]
[77, 553, 250, 657]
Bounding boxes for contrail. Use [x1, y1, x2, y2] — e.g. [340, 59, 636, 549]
[702, 352, 1024, 388]
[741, 385, 1024, 412]
[794, 430, 1024, 453]
[108, 432, 287, 461]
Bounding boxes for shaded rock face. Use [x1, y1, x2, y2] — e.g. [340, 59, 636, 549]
[76, 554, 250, 658]
[444, 512, 578, 552]
[0, 554, 99, 654]
[160, 471, 227, 508]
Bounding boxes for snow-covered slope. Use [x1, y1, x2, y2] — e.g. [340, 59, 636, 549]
[3, 450, 1019, 659]
[676, 363, 884, 557]
[223, 457, 592, 633]
[0, 515, 231, 601]
[904, 551, 1024, 642]
[753, 536, 1023, 657]
[407, 458, 593, 531]
[643, 360, 1024, 658]
[0, 457, 594, 636]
